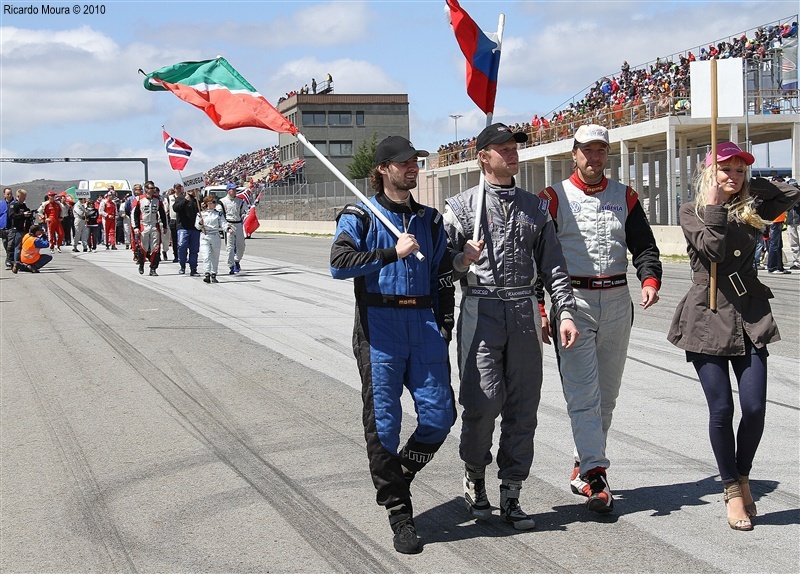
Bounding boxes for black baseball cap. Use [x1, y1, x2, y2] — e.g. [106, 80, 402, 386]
[476, 123, 528, 151]
[375, 136, 429, 165]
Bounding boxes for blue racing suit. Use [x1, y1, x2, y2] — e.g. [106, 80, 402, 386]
[330, 192, 456, 509]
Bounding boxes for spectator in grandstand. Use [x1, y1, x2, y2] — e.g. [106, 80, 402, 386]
[12, 224, 51, 273]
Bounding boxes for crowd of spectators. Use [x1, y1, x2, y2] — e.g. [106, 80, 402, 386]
[204, 145, 306, 189]
[438, 20, 797, 167]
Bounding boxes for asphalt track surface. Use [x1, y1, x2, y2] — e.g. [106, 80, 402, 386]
[1, 234, 798, 574]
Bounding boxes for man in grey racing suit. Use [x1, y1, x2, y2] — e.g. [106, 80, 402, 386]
[443, 123, 579, 530]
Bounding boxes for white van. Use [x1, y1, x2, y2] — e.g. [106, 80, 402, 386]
[202, 185, 243, 200]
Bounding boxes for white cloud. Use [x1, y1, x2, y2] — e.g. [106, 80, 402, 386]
[0, 26, 201, 136]
[148, 1, 372, 50]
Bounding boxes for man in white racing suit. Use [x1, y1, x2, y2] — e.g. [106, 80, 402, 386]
[133, 181, 168, 276]
[538, 124, 662, 513]
[218, 183, 248, 274]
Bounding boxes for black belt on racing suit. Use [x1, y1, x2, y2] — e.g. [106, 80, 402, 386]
[570, 274, 627, 290]
[359, 293, 433, 308]
[463, 285, 535, 300]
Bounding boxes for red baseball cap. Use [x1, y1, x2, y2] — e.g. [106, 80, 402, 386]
[705, 142, 755, 168]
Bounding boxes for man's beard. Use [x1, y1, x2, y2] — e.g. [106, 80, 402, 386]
[389, 172, 417, 192]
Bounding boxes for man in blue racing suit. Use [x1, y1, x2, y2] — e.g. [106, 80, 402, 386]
[330, 135, 456, 555]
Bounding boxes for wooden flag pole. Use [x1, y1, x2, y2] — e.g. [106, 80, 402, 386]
[709, 58, 718, 312]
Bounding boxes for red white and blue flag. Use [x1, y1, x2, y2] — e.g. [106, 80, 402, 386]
[445, 0, 501, 114]
[163, 129, 192, 171]
[236, 187, 253, 207]
[243, 202, 260, 236]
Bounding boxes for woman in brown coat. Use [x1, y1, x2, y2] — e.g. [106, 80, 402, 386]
[668, 142, 800, 531]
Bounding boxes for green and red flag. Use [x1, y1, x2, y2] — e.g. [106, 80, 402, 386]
[143, 57, 298, 135]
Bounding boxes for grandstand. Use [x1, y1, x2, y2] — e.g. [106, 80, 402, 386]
[437, 17, 797, 167]
[204, 145, 306, 190]
[427, 15, 798, 227]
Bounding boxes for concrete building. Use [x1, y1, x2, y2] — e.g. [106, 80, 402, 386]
[276, 94, 411, 184]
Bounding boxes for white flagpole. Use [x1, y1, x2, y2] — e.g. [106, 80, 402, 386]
[472, 13, 505, 244]
[295, 132, 425, 261]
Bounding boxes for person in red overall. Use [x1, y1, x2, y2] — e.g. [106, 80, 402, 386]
[103, 192, 118, 249]
[42, 191, 64, 252]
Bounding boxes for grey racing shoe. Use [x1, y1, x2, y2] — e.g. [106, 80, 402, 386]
[464, 464, 492, 520]
[499, 480, 536, 530]
[387, 503, 420, 554]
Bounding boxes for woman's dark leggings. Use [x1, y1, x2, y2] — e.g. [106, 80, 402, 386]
[692, 351, 767, 484]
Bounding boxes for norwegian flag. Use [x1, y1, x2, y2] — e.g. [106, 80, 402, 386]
[163, 129, 193, 171]
[236, 187, 253, 207]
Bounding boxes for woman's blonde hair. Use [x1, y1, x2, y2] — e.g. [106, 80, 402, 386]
[692, 157, 768, 229]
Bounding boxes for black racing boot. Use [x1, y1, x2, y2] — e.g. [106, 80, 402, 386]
[464, 464, 492, 519]
[387, 503, 420, 554]
[499, 480, 536, 530]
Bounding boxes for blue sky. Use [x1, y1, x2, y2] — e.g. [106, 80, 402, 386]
[1, 0, 796, 187]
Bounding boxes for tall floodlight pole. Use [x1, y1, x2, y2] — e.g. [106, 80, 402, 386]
[449, 114, 463, 140]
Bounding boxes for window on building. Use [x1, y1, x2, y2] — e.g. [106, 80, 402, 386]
[309, 141, 327, 154]
[328, 112, 352, 125]
[302, 112, 326, 126]
[329, 141, 353, 156]
[356, 111, 365, 126]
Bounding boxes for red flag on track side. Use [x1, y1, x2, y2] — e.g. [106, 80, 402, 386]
[243, 204, 260, 236]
